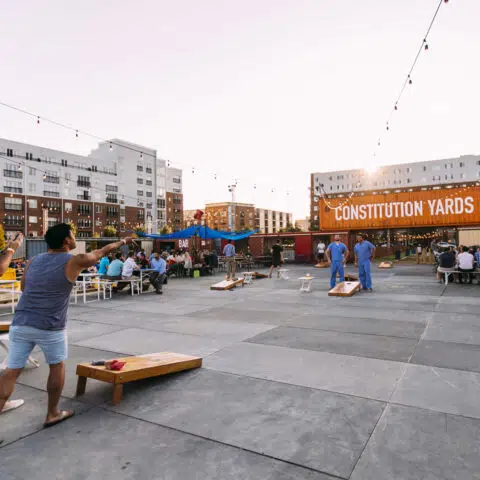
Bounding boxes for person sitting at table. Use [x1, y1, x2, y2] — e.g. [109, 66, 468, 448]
[437, 247, 456, 282]
[122, 251, 139, 280]
[458, 246, 475, 284]
[137, 252, 150, 269]
[150, 252, 167, 294]
[475, 247, 480, 268]
[98, 254, 110, 276]
[105, 252, 123, 280]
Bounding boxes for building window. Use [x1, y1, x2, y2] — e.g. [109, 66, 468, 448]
[137, 178, 143, 184]
[4, 181, 22, 194]
[27, 199, 37, 209]
[5, 197, 22, 211]
[64, 202, 72, 212]
[146, 167, 152, 174]
[146, 191, 152, 197]
[95, 205, 102, 214]
[172, 176, 181, 184]
[460, 173, 466, 179]
[146, 180, 152, 186]
[6, 148, 13, 157]
[137, 165, 143, 172]
[157, 199, 166, 209]
[137, 190, 144, 196]
[105, 185, 118, 192]
[29, 216, 38, 223]
[459, 162, 465, 167]
[173, 188, 181, 193]
[77, 175, 91, 187]
[423, 166, 427, 171]
[28, 167, 36, 176]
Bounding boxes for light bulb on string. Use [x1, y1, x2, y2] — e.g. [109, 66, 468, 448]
[214, 173, 217, 180]
[17, 164, 21, 171]
[192, 167, 195, 175]
[140, 152, 143, 160]
[408, 75, 413, 85]
[42, 174, 46, 180]
[36, 116, 40, 125]
[386, 123, 390, 131]
[424, 40, 429, 50]
[109, 142, 113, 151]
[394, 104, 398, 111]
[75, 130, 79, 138]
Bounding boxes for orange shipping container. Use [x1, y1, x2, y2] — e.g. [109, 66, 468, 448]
[319, 186, 480, 231]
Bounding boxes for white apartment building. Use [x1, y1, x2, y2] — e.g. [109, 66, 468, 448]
[310, 154, 480, 229]
[255, 208, 293, 234]
[0, 137, 182, 235]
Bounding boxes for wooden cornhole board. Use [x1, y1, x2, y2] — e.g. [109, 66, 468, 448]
[314, 263, 329, 268]
[328, 281, 361, 297]
[76, 352, 202, 405]
[0, 321, 11, 332]
[210, 277, 244, 290]
[253, 272, 268, 279]
[379, 262, 393, 269]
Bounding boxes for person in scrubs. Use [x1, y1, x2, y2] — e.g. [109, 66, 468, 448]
[354, 234, 376, 292]
[326, 235, 349, 289]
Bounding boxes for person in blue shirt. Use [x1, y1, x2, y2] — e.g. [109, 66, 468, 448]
[150, 252, 167, 294]
[354, 234, 376, 292]
[223, 240, 236, 281]
[475, 247, 480, 268]
[98, 255, 110, 275]
[326, 235, 349, 289]
[106, 253, 123, 280]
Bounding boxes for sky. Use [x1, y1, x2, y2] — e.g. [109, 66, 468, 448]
[0, 0, 478, 220]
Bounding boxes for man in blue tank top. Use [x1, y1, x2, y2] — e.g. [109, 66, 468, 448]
[0, 223, 133, 427]
[326, 235, 349, 289]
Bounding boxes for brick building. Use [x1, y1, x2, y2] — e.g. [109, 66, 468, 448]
[205, 202, 255, 231]
[0, 137, 183, 237]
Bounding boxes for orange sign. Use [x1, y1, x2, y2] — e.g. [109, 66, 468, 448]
[319, 187, 480, 230]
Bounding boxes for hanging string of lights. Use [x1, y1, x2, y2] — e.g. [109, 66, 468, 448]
[0, 100, 293, 198]
[372, 0, 449, 164]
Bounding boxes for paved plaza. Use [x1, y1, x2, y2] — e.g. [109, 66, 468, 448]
[1, 264, 480, 479]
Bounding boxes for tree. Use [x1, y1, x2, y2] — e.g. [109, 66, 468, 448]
[103, 225, 117, 237]
[160, 225, 172, 235]
[0, 224, 5, 251]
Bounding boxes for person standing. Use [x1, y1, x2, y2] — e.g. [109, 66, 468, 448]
[269, 239, 284, 278]
[316, 241, 326, 263]
[326, 235, 349, 289]
[416, 244, 422, 264]
[150, 252, 167, 294]
[223, 240, 236, 281]
[354, 234, 376, 292]
[0, 223, 133, 424]
[475, 247, 480, 269]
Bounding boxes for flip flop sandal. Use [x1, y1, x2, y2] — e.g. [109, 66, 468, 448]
[43, 410, 75, 428]
[1, 399, 24, 414]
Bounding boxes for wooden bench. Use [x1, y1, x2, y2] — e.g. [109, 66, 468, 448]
[328, 281, 361, 297]
[378, 262, 393, 269]
[314, 262, 329, 269]
[76, 352, 202, 405]
[210, 277, 245, 290]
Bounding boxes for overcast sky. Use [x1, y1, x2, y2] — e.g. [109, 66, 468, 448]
[0, 0, 477, 219]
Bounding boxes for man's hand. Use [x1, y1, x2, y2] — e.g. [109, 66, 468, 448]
[354, 262, 358, 267]
[6, 232, 24, 251]
[123, 237, 135, 246]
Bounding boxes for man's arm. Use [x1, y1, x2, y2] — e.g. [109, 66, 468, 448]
[325, 247, 331, 263]
[66, 237, 134, 282]
[371, 246, 376, 261]
[0, 233, 24, 276]
[344, 247, 350, 264]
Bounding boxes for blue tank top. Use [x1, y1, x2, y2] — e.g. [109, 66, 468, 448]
[13, 252, 73, 330]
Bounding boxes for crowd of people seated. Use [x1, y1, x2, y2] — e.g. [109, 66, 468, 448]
[436, 245, 480, 284]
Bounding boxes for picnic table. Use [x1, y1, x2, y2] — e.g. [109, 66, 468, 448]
[0, 280, 19, 315]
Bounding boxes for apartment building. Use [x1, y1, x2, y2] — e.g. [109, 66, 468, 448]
[255, 208, 293, 234]
[205, 202, 256, 231]
[0, 137, 183, 237]
[310, 154, 480, 230]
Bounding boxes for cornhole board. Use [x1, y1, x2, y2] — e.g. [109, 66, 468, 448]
[210, 278, 244, 290]
[314, 263, 329, 268]
[76, 352, 202, 405]
[253, 272, 268, 279]
[344, 273, 358, 281]
[328, 281, 361, 297]
[0, 321, 11, 332]
[379, 262, 393, 269]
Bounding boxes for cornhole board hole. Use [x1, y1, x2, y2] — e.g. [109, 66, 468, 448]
[253, 272, 269, 279]
[328, 281, 361, 297]
[379, 262, 393, 269]
[344, 273, 358, 281]
[210, 278, 244, 290]
[314, 263, 329, 268]
[76, 352, 202, 405]
[0, 321, 11, 332]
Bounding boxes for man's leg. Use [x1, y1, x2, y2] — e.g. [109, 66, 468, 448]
[226, 260, 232, 281]
[364, 261, 372, 289]
[0, 368, 23, 413]
[330, 263, 338, 289]
[157, 273, 165, 293]
[40, 330, 73, 425]
[358, 263, 366, 289]
[232, 260, 237, 280]
[338, 262, 345, 283]
[268, 265, 274, 278]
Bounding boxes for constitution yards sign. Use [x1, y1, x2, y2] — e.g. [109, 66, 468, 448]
[318, 187, 480, 230]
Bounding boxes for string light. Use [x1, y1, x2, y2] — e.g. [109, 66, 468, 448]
[140, 152, 143, 160]
[36, 116, 40, 125]
[75, 129, 79, 138]
[109, 142, 113, 151]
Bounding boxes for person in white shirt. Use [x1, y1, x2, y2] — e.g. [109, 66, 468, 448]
[457, 246, 474, 284]
[316, 241, 326, 263]
[122, 251, 139, 279]
[416, 244, 422, 264]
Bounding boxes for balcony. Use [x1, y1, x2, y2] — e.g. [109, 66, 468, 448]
[106, 196, 118, 204]
[105, 185, 118, 193]
[77, 181, 91, 188]
[44, 191, 60, 197]
[77, 195, 91, 201]
[4, 219, 24, 227]
[4, 170, 23, 179]
[44, 176, 60, 184]
[4, 186, 23, 194]
[106, 211, 119, 218]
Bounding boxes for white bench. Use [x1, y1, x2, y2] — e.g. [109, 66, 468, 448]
[298, 276, 315, 292]
[437, 267, 456, 286]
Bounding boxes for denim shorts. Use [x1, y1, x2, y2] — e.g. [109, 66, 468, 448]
[7, 325, 68, 369]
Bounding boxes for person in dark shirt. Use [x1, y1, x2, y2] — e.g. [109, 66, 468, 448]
[437, 247, 456, 282]
[269, 240, 284, 278]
